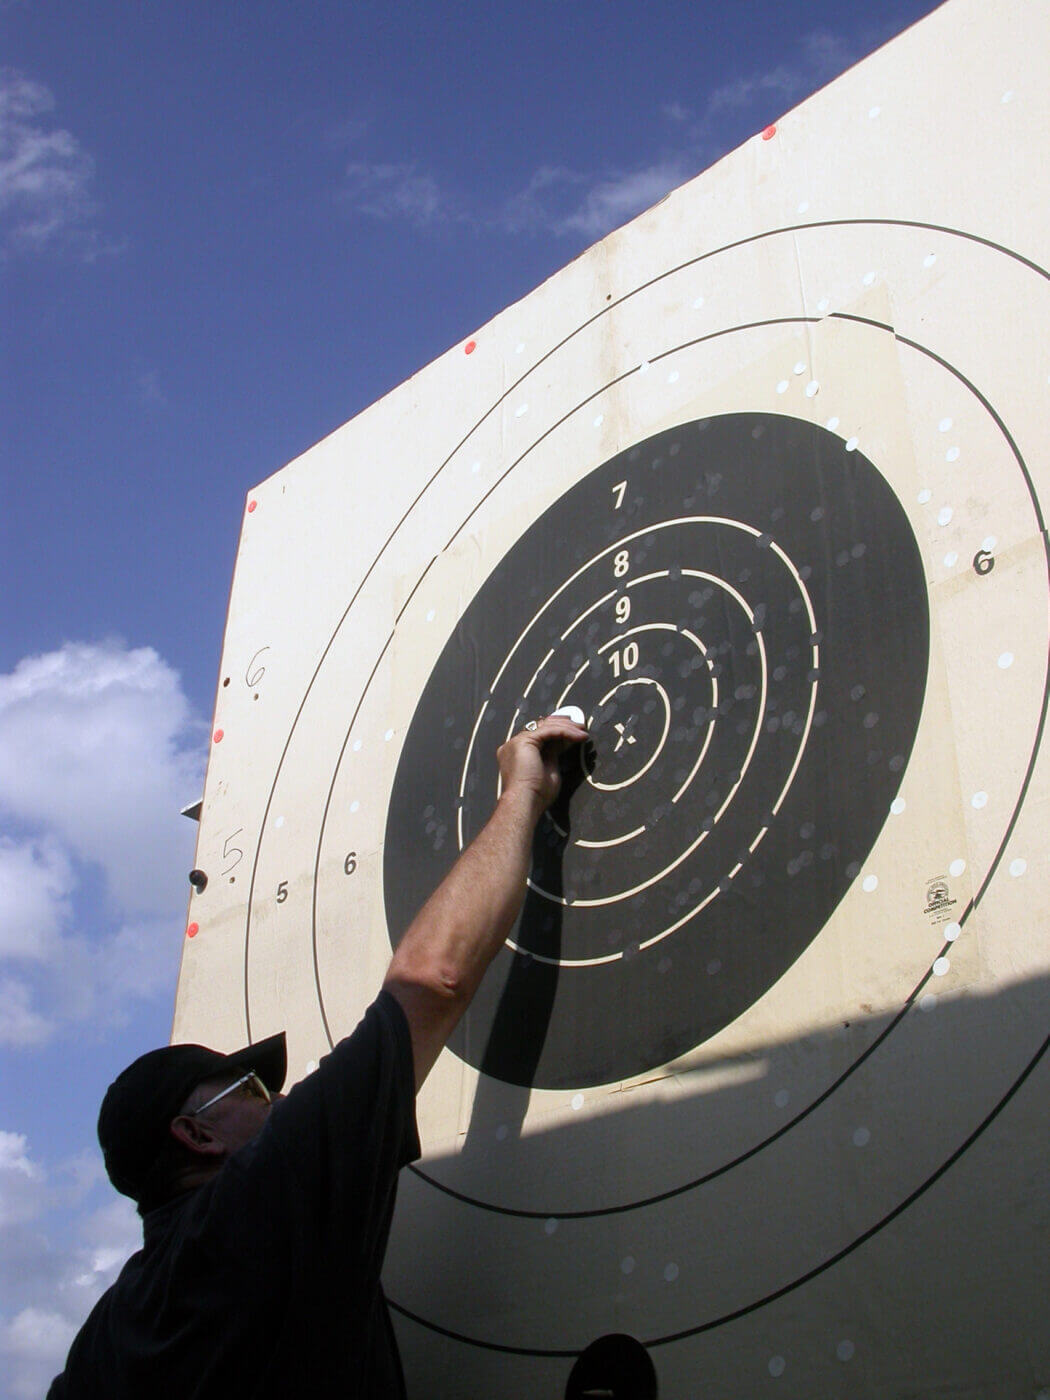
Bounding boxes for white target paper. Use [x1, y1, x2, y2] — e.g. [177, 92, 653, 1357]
[174, 2, 1050, 1394]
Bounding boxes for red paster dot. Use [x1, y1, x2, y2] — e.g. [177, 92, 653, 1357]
[464, 340, 476, 355]
[187, 922, 199, 939]
[213, 728, 224, 743]
[761, 125, 777, 141]
[247, 500, 257, 513]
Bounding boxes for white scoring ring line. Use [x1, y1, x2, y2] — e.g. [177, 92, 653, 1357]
[449, 518, 819, 960]
[585, 675, 673, 794]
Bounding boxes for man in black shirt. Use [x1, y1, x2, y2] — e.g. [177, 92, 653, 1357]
[48, 714, 587, 1398]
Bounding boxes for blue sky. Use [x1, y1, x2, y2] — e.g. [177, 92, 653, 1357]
[0, 1, 938, 1392]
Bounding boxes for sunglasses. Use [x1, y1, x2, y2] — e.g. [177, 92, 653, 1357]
[189, 1071, 271, 1117]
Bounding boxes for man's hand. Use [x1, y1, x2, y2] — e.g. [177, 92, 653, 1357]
[496, 713, 590, 815]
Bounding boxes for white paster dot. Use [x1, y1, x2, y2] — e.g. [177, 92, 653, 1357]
[692, 295, 705, 309]
[707, 958, 722, 975]
[862, 874, 878, 892]
[933, 957, 950, 977]
[971, 791, 988, 809]
[919, 993, 937, 1011]
[868, 105, 881, 119]
[890, 797, 905, 815]
[471, 459, 481, 474]
[938, 417, 953, 432]
[305, 1060, 318, 1074]
[544, 1218, 558, 1235]
[982, 535, 997, 552]
[944, 551, 958, 568]
[937, 506, 954, 526]
[949, 858, 966, 877]
[593, 413, 604, 428]
[667, 369, 680, 384]
[923, 252, 938, 268]
[793, 360, 807, 375]
[426, 609, 436, 622]
[1009, 858, 1028, 877]
[774, 1089, 790, 1108]
[845, 436, 859, 452]
[776, 379, 789, 394]
[571, 1093, 584, 1111]
[917, 488, 932, 504]
[621, 1256, 635, 1275]
[945, 922, 961, 942]
[1001, 89, 1015, 103]
[515, 402, 529, 417]
[350, 800, 360, 813]
[384, 729, 394, 741]
[495, 1124, 509, 1141]
[862, 270, 876, 286]
[663, 1263, 679, 1283]
[817, 297, 830, 313]
[837, 1339, 856, 1362]
[274, 815, 285, 828]
[825, 415, 840, 431]
[797, 200, 809, 214]
[805, 380, 820, 398]
[515, 341, 525, 354]
[853, 1126, 871, 1147]
[946, 446, 960, 462]
[352, 739, 363, 752]
[638, 360, 651, 373]
[998, 652, 1014, 670]
[768, 1356, 786, 1378]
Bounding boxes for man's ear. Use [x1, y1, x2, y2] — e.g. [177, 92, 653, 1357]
[170, 1114, 228, 1158]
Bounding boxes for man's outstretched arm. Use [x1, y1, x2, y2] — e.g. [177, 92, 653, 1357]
[382, 714, 587, 1090]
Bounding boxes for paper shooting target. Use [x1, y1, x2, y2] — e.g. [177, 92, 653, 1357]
[175, 3, 1050, 1394]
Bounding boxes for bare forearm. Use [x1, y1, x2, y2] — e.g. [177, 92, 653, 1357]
[382, 789, 544, 1089]
[386, 785, 541, 1004]
[382, 713, 587, 1089]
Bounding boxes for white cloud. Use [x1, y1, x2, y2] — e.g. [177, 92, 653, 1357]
[497, 24, 871, 244]
[73, 1197, 140, 1285]
[0, 1133, 139, 1396]
[0, 641, 204, 1044]
[136, 368, 167, 408]
[2, 1308, 77, 1398]
[0, 979, 51, 1047]
[341, 161, 453, 227]
[0, 68, 98, 255]
[332, 23, 886, 249]
[0, 1132, 44, 1227]
[0, 839, 73, 961]
[555, 162, 688, 240]
[0, 641, 203, 915]
[706, 30, 854, 116]
[496, 159, 688, 242]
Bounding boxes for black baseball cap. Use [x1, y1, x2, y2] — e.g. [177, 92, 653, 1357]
[97, 1031, 287, 1202]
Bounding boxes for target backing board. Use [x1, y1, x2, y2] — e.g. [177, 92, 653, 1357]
[174, 2, 1050, 1395]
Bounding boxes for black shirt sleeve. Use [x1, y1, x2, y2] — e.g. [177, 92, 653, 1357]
[225, 988, 421, 1280]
